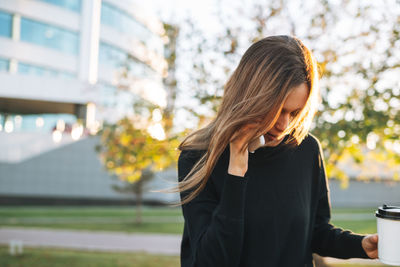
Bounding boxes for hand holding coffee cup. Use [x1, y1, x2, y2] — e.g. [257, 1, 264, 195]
[375, 204, 400, 265]
[361, 234, 378, 259]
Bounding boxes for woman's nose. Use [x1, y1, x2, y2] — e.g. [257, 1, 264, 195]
[275, 113, 290, 132]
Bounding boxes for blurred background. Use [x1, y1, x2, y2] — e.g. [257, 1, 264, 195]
[0, 0, 399, 266]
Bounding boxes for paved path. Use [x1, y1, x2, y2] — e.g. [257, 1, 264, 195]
[0, 227, 383, 265]
[0, 227, 181, 255]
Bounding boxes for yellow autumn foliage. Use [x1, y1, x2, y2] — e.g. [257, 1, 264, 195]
[127, 171, 142, 183]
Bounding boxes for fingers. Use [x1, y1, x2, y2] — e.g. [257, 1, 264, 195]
[368, 234, 378, 245]
[231, 122, 262, 143]
[362, 234, 379, 259]
[229, 120, 265, 155]
[372, 234, 378, 243]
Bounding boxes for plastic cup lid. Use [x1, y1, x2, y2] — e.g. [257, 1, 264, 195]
[376, 204, 400, 220]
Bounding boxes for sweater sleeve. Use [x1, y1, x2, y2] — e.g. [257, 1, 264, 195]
[311, 148, 369, 259]
[178, 150, 248, 267]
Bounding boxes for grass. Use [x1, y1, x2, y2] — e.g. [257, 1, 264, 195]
[0, 246, 179, 267]
[330, 219, 377, 235]
[0, 206, 184, 234]
[330, 265, 386, 267]
[331, 207, 377, 234]
[0, 206, 183, 218]
[0, 206, 381, 266]
[0, 206, 378, 235]
[331, 207, 378, 214]
[0, 247, 386, 267]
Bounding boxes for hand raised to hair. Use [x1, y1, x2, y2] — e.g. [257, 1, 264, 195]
[228, 122, 262, 177]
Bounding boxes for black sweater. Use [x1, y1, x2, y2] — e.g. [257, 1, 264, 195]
[177, 134, 370, 267]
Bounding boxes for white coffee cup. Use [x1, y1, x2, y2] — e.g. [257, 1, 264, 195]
[376, 204, 400, 266]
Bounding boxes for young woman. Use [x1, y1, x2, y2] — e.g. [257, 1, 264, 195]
[175, 35, 378, 267]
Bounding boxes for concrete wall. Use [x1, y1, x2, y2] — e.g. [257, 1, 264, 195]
[328, 179, 400, 208]
[0, 136, 179, 204]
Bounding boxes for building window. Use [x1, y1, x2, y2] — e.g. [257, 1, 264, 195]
[99, 84, 117, 107]
[0, 11, 12, 38]
[0, 58, 9, 72]
[99, 42, 158, 79]
[99, 83, 134, 112]
[100, 2, 163, 55]
[20, 17, 79, 55]
[18, 62, 75, 79]
[36, 0, 81, 13]
[11, 114, 77, 133]
[99, 42, 127, 69]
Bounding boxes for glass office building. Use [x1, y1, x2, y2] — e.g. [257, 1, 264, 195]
[0, 0, 172, 204]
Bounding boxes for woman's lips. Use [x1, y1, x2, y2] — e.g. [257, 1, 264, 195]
[265, 132, 277, 141]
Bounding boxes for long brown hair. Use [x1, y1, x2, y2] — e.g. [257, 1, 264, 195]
[170, 35, 320, 205]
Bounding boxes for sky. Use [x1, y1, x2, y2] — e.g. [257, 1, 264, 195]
[135, 0, 400, 133]
[144, 0, 220, 30]
[137, 0, 226, 131]
[141, 0, 313, 131]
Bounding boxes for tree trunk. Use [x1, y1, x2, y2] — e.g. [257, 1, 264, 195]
[135, 179, 143, 225]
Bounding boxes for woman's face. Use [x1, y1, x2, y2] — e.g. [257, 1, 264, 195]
[262, 83, 309, 147]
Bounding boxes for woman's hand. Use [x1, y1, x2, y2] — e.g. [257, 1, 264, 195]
[228, 122, 261, 177]
[361, 234, 378, 259]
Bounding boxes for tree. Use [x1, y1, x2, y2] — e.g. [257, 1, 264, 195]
[166, 3, 399, 265]
[172, 0, 400, 186]
[163, 23, 179, 136]
[96, 23, 181, 224]
[96, 115, 179, 224]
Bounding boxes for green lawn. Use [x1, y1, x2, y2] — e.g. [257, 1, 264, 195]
[0, 206, 184, 234]
[0, 206, 183, 218]
[0, 206, 377, 235]
[330, 219, 377, 235]
[330, 265, 386, 267]
[0, 206, 381, 266]
[0, 246, 179, 267]
[0, 247, 386, 267]
[331, 207, 377, 234]
[331, 207, 377, 214]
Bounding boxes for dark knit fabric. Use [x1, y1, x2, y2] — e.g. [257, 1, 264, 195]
[178, 134, 369, 267]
